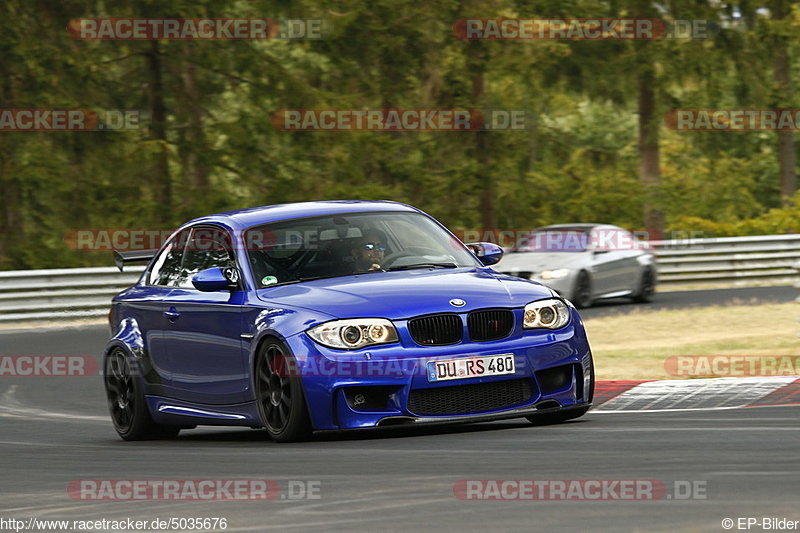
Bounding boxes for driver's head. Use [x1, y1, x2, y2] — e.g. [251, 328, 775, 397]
[351, 229, 386, 270]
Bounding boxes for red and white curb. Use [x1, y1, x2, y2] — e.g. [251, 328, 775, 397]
[594, 376, 800, 412]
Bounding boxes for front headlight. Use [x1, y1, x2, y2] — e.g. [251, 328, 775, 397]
[307, 318, 399, 350]
[523, 299, 571, 329]
[540, 268, 570, 280]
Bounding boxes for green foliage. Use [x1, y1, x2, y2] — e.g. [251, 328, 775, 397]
[1, 0, 799, 269]
[673, 194, 800, 236]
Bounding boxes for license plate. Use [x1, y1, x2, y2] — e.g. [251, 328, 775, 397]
[426, 354, 515, 382]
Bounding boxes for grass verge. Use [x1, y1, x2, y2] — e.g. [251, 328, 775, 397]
[583, 302, 799, 380]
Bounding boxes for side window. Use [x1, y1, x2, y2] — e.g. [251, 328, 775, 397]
[148, 229, 191, 286]
[177, 227, 235, 289]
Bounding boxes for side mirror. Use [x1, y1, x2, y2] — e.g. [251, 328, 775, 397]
[465, 242, 504, 266]
[192, 267, 239, 292]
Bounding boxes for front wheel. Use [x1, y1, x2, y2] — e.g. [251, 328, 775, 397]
[571, 271, 593, 309]
[254, 340, 311, 442]
[633, 268, 655, 303]
[104, 348, 180, 440]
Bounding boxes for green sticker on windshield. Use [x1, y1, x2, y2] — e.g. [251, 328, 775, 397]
[261, 276, 278, 286]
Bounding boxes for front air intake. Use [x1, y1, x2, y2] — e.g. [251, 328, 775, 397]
[408, 378, 534, 416]
[408, 314, 462, 346]
[468, 308, 514, 341]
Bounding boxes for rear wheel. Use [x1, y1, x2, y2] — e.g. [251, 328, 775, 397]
[571, 271, 593, 309]
[104, 348, 180, 440]
[255, 340, 311, 442]
[633, 268, 655, 303]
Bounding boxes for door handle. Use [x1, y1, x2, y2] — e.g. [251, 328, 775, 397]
[164, 307, 180, 321]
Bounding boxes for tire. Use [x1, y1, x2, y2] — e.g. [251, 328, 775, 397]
[633, 267, 655, 303]
[104, 348, 181, 441]
[254, 339, 312, 443]
[571, 271, 593, 309]
[526, 406, 591, 426]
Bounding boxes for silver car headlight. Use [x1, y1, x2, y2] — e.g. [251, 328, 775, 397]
[523, 299, 571, 329]
[307, 318, 398, 350]
[540, 268, 570, 280]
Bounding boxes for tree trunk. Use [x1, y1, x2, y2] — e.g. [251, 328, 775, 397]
[177, 50, 209, 218]
[182, 54, 209, 192]
[638, 65, 664, 234]
[469, 42, 495, 232]
[0, 154, 21, 268]
[0, 60, 22, 268]
[773, 0, 797, 205]
[145, 40, 171, 223]
[527, 108, 538, 173]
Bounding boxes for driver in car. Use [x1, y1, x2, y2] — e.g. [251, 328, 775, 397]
[351, 230, 386, 272]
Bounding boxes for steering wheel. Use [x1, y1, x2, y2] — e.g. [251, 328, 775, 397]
[250, 251, 297, 284]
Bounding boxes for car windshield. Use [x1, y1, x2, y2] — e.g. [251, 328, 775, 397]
[244, 211, 481, 288]
[515, 229, 591, 252]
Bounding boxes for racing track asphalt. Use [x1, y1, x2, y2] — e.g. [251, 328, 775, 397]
[0, 285, 797, 532]
[579, 284, 796, 318]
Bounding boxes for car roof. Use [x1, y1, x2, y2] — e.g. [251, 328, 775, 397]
[181, 200, 422, 231]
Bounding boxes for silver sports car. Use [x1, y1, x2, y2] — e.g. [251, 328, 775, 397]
[496, 224, 657, 308]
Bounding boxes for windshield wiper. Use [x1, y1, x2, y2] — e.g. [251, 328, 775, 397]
[385, 262, 458, 271]
[296, 274, 347, 282]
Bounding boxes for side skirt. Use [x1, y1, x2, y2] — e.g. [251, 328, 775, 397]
[145, 396, 262, 427]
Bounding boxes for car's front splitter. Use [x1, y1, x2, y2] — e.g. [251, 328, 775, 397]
[315, 402, 592, 434]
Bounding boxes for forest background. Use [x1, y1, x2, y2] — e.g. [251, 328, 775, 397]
[2, 0, 800, 269]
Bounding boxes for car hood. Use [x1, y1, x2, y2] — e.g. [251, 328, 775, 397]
[496, 252, 590, 273]
[256, 268, 553, 320]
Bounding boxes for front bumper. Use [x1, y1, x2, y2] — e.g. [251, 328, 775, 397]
[284, 308, 594, 430]
[529, 274, 576, 300]
[499, 271, 578, 301]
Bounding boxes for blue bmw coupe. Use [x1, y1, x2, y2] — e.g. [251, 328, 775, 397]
[104, 201, 594, 442]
